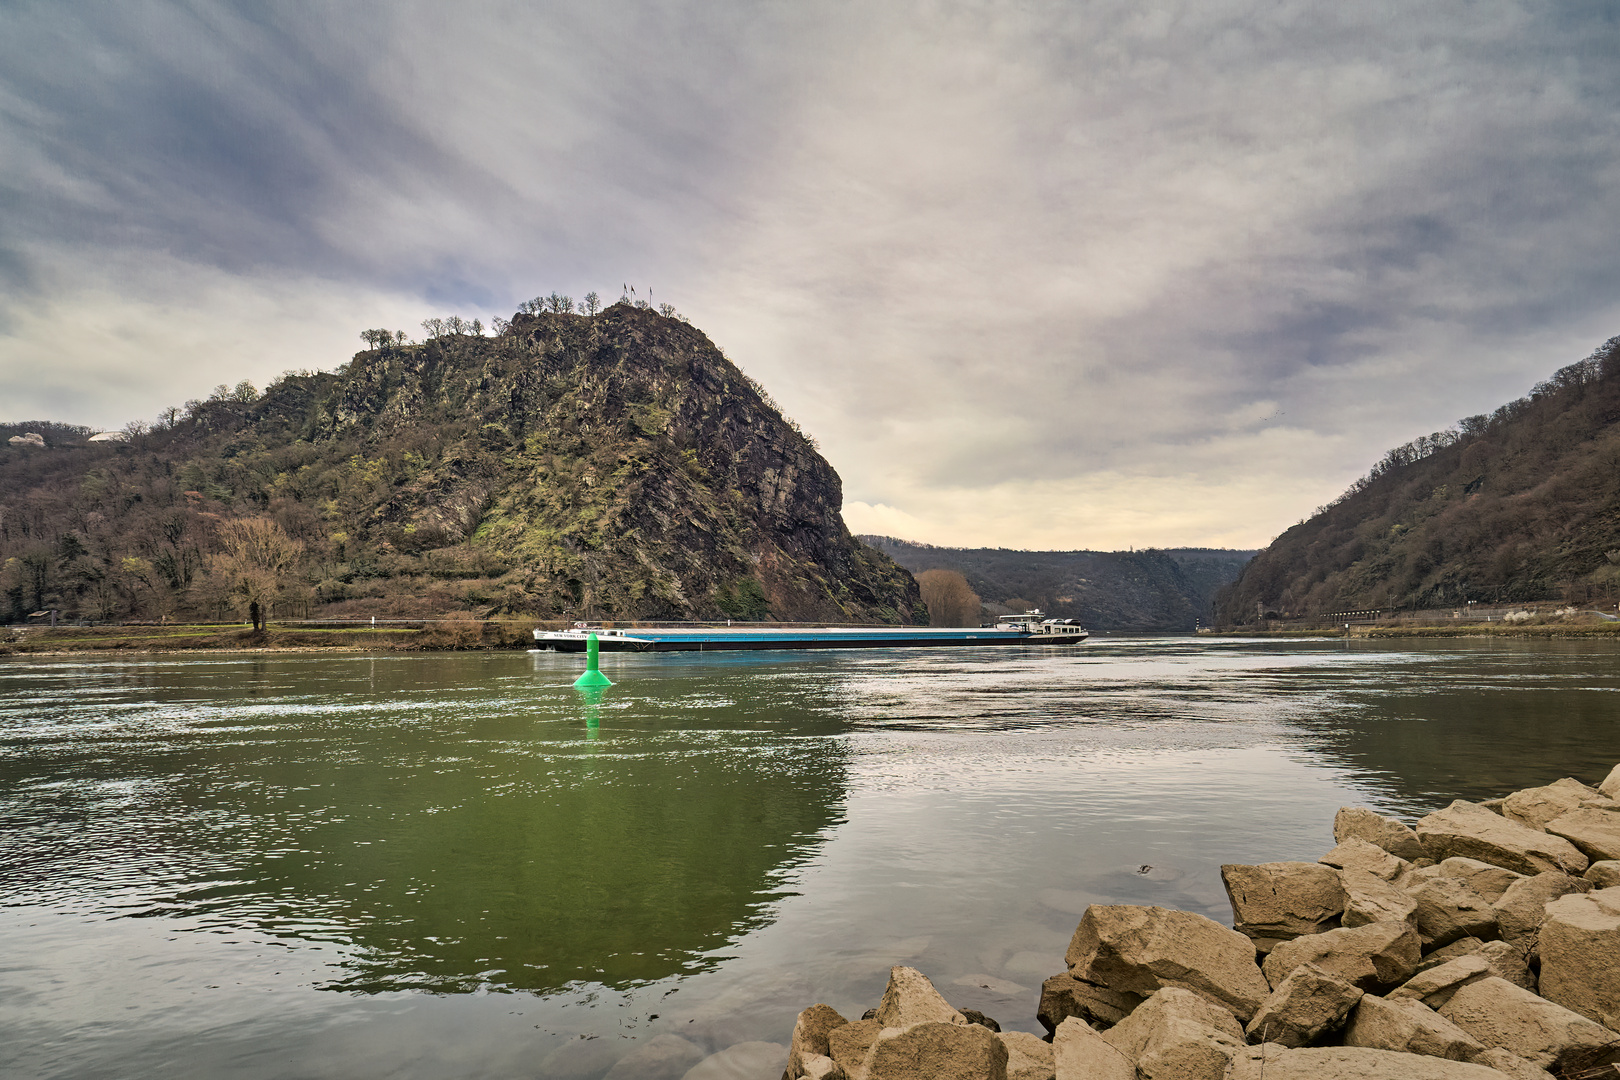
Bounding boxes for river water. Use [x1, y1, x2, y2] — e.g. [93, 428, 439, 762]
[2, 637, 1617, 1078]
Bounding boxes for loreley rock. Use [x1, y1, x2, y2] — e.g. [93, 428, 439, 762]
[780, 762, 1620, 1080]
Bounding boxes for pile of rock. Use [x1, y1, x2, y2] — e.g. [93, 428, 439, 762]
[782, 765, 1620, 1080]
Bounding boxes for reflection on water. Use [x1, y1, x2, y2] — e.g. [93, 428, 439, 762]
[0, 653, 849, 994]
[2, 638, 1618, 1080]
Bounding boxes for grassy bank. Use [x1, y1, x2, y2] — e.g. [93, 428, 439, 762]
[0, 619, 565, 655]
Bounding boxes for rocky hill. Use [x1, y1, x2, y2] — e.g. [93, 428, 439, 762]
[863, 537, 1256, 632]
[0, 304, 922, 625]
[1217, 335, 1620, 626]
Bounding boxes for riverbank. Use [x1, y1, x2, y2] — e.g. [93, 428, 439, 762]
[0, 619, 556, 654]
[1207, 621, 1620, 640]
[781, 766, 1620, 1080]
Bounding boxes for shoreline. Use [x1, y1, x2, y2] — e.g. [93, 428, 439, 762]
[779, 766, 1620, 1080]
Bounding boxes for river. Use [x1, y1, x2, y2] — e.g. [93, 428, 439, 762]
[2, 637, 1617, 1078]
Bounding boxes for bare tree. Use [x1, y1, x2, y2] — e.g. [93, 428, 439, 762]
[916, 569, 982, 627]
[360, 329, 394, 349]
[546, 292, 574, 313]
[207, 517, 304, 632]
[231, 380, 257, 402]
[470, 318, 484, 336]
[421, 317, 447, 339]
[491, 316, 512, 335]
[583, 291, 600, 316]
[658, 302, 677, 318]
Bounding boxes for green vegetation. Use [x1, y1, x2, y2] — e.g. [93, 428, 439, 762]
[866, 537, 1255, 631]
[0, 303, 922, 629]
[1218, 335, 1620, 626]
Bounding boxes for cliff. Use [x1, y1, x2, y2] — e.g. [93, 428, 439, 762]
[0, 304, 922, 625]
[1216, 335, 1620, 625]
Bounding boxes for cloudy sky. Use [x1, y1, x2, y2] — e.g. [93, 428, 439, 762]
[3, 1, 1618, 550]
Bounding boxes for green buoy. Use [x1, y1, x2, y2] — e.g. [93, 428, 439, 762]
[573, 632, 614, 688]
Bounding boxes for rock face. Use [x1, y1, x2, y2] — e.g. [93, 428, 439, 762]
[1335, 807, 1428, 861]
[1586, 860, 1620, 888]
[1406, 876, 1497, 947]
[1415, 801, 1589, 876]
[1538, 887, 1620, 1029]
[1052, 1017, 1131, 1080]
[828, 1020, 883, 1079]
[1501, 778, 1610, 829]
[1036, 972, 1140, 1032]
[1544, 806, 1620, 861]
[1228, 1045, 1507, 1079]
[1065, 905, 1271, 1022]
[1342, 994, 1486, 1061]
[789, 1005, 851, 1079]
[876, 966, 967, 1029]
[1244, 963, 1363, 1047]
[1221, 862, 1346, 944]
[1432, 857, 1523, 903]
[1262, 921, 1421, 992]
[1099, 987, 1244, 1080]
[996, 1031, 1053, 1080]
[1340, 868, 1419, 927]
[1388, 954, 1493, 1010]
[1439, 977, 1620, 1072]
[865, 1022, 1007, 1080]
[1491, 871, 1588, 944]
[1321, 837, 1409, 880]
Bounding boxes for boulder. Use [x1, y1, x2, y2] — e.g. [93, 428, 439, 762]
[1407, 875, 1499, 948]
[1539, 886, 1620, 1030]
[1545, 806, 1620, 862]
[1243, 962, 1363, 1048]
[1502, 778, 1611, 830]
[1099, 987, 1244, 1080]
[1600, 763, 1620, 799]
[1468, 1048, 1555, 1080]
[1438, 976, 1620, 1072]
[828, 1020, 883, 1080]
[1491, 871, 1588, 944]
[788, 1005, 850, 1079]
[1342, 994, 1487, 1061]
[864, 1022, 1007, 1080]
[1340, 867, 1419, 927]
[874, 966, 967, 1029]
[1388, 954, 1493, 1009]
[1052, 1017, 1131, 1080]
[1036, 973, 1141, 1033]
[1228, 1044, 1506, 1079]
[603, 1034, 707, 1080]
[1335, 807, 1429, 861]
[1412, 937, 1485, 975]
[1065, 905, 1270, 1022]
[1321, 836, 1409, 880]
[682, 1041, 789, 1080]
[1475, 941, 1534, 992]
[1222, 862, 1346, 944]
[1434, 858, 1524, 903]
[1415, 801, 1589, 876]
[997, 1031, 1054, 1080]
[962, 1011, 1001, 1033]
[798, 1055, 844, 1080]
[1586, 860, 1620, 889]
[1262, 920, 1422, 992]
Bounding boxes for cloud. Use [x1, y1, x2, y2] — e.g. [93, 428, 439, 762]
[3, 0, 1618, 548]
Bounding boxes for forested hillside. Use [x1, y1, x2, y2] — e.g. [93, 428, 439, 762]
[0, 303, 922, 626]
[863, 537, 1255, 631]
[1217, 335, 1620, 625]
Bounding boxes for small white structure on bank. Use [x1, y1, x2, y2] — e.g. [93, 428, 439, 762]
[88, 431, 131, 443]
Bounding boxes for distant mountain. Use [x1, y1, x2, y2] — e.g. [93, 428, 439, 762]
[1216, 335, 1620, 625]
[862, 537, 1257, 632]
[0, 304, 922, 625]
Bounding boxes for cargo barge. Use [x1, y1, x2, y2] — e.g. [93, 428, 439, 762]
[532, 610, 1088, 652]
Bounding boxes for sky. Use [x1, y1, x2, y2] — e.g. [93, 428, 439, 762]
[3, 0, 1618, 551]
